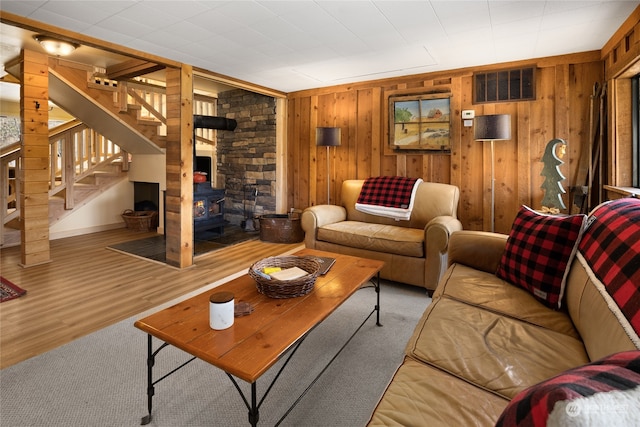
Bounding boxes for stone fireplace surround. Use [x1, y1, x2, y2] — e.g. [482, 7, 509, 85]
[216, 89, 277, 227]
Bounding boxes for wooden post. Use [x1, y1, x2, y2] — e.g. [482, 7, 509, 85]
[164, 65, 194, 268]
[20, 49, 51, 266]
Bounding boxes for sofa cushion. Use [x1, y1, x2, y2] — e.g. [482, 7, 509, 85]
[317, 221, 424, 257]
[405, 297, 589, 399]
[495, 350, 640, 427]
[434, 264, 581, 339]
[496, 205, 586, 309]
[367, 357, 508, 427]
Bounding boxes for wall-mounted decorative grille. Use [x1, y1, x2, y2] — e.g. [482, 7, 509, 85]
[474, 67, 536, 104]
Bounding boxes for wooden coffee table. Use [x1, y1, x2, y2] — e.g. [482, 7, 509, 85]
[134, 248, 384, 426]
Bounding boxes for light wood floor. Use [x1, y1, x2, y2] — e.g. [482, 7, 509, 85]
[0, 228, 303, 369]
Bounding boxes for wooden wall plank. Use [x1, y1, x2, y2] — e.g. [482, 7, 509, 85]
[356, 88, 373, 180]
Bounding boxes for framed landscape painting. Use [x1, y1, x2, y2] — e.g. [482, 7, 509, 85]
[389, 93, 451, 152]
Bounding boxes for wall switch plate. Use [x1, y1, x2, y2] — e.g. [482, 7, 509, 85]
[462, 110, 475, 119]
[463, 119, 473, 127]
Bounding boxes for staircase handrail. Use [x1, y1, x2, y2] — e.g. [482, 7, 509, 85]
[48, 119, 85, 138]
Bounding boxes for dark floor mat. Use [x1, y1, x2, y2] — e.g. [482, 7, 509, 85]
[107, 225, 259, 262]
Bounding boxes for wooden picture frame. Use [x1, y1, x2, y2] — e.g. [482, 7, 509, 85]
[388, 92, 451, 152]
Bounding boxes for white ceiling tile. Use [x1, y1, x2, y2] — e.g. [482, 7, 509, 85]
[0, 0, 48, 17]
[431, 0, 490, 19]
[208, 0, 279, 26]
[37, 1, 127, 25]
[376, 1, 445, 43]
[488, 1, 545, 25]
[27, 9, 93, 32]
[186, 9, 245, 34]
[93, 15, 157, 39]
[162, 21, 212, 42]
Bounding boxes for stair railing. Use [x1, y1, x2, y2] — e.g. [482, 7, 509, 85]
[48, 121, 124, 209]
[1, 121, 126, 232]
[0, 143, 21, 230]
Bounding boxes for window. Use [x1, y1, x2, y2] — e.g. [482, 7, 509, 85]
[474, 67, 535, 104]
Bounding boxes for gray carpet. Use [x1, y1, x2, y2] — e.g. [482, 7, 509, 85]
[0, 278, 431, 427]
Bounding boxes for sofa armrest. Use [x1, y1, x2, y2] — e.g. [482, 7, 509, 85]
[301, 205, 347, 248]
[424, 216, 464, 289]
[448, 230, 508, 274]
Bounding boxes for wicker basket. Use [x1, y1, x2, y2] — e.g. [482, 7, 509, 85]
[249, 256, 320, 298]
[121, 209, 158, 232]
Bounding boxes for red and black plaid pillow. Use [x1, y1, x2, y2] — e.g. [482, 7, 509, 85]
[579, 198, 640, 336]
[496, 206, 586, 309]
[495, 350, 640, 427]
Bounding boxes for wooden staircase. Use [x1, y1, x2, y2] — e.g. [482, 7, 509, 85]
[2, 58, 218, 247]
[48, 159, 128, 224]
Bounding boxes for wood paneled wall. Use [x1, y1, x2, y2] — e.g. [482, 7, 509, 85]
[286, 52, 603, 234]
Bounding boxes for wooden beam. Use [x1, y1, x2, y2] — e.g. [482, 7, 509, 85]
[19, 49, 51, 267]
[164, 65, 194, 268]
[106, 59, 164, 80]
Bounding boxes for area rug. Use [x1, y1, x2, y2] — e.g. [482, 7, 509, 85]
[107, 224, 259, 263]
[0, 279, 431, 426]
[0, 277, 26, 302]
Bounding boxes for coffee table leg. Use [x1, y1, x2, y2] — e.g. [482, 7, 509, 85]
[140, 336, 195, 425]
[375, 272, 382, 326]
[142, 334, 154, 425]
[249, 382, 259, 426]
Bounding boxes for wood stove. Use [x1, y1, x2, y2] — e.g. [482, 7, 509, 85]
[191, 114, 235, 236]
[193, 183, 225, 234]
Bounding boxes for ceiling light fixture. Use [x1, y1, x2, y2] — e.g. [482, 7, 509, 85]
[34, 35, 78, 56]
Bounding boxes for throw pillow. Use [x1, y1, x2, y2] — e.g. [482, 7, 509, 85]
[495, 350, 640, 427]
[496, 205, 586, 309]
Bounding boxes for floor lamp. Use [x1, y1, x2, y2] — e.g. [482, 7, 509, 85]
[316, 127, 342, 204]
[474, 114, 511, 232]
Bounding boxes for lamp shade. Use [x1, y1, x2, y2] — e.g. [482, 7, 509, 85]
[316, 127, 341, 147]
[474, 114, 511, 141]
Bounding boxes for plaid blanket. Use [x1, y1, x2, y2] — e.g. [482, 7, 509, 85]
[355, 176, 422, 220]
[579, 198, 640, 336]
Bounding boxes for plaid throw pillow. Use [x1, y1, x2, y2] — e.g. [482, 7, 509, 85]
[496, 206, 586, 309]
[495, 350, 640, 427]
[579, 198, 640, 336]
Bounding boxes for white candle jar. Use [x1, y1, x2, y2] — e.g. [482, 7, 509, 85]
[209, 291, 234, 330]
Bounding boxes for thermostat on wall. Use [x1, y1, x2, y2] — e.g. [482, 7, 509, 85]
[462, 110, 475, 119]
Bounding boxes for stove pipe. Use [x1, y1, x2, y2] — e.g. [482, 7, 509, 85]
[194, 115, 237, 131]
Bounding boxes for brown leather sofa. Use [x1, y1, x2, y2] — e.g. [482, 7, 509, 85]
[301, 179, 462, 291]
[368, 199, 640, 426]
